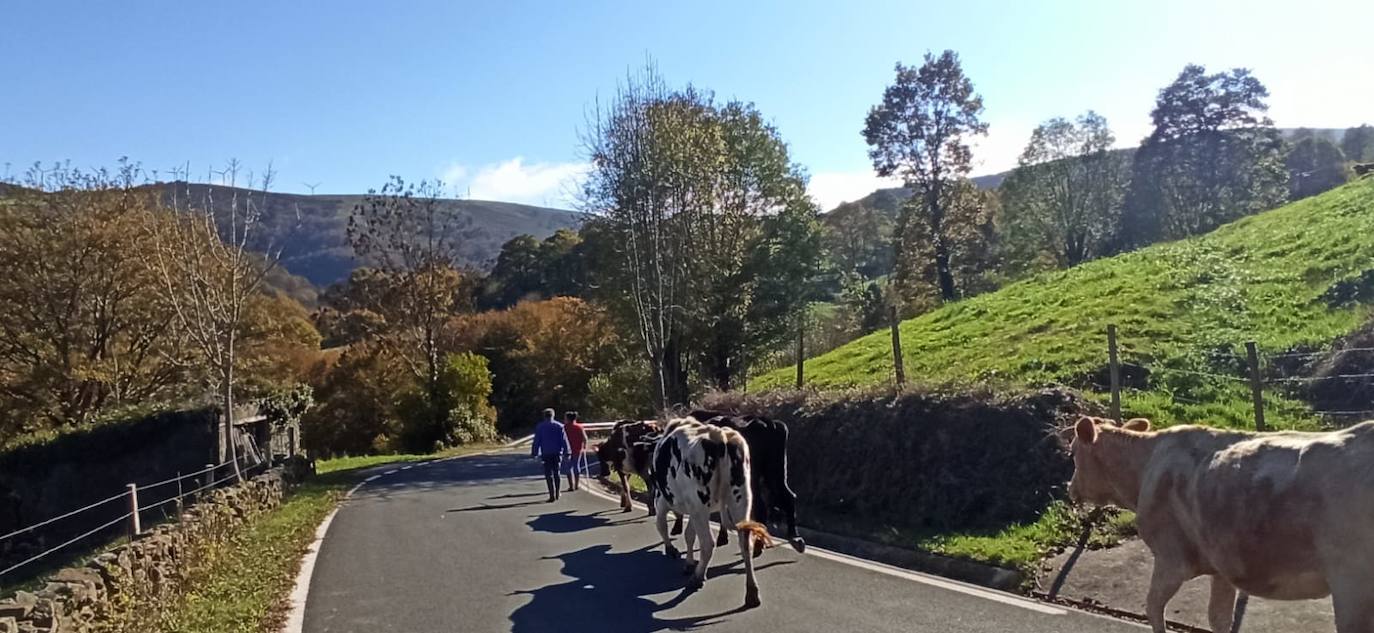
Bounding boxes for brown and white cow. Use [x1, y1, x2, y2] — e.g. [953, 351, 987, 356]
[1069, 415, 1374, 633]
[652, 418, 771, 608]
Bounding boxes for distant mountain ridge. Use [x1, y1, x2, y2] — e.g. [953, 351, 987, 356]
[145, 182, 582, 289]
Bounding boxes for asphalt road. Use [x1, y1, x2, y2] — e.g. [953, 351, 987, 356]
[302, 451, 1145, 633]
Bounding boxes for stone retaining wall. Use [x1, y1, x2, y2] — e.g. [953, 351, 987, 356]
[0, 470, 286, 633]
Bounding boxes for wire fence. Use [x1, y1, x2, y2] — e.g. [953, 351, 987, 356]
[1106, 326, 1374, 429]
[0, 453, 269, 583]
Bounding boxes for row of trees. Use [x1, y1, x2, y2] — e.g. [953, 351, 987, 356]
[851, 55, 1368, 317]
[0, 163, 318, 477]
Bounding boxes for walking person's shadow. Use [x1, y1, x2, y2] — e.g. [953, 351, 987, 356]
[508, 544, 744, 633]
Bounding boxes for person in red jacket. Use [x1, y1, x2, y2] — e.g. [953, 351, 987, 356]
[563, 411, 588, 492]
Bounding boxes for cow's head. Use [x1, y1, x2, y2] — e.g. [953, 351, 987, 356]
[1067, 416, 1150, 507]
[594, 441, 617, 479]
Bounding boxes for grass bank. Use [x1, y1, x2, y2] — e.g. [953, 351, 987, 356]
[156, 443, 499, 633]
[757, 179, 1374, 430]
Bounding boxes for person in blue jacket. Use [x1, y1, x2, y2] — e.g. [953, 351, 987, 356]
[530, 408, 570, 502]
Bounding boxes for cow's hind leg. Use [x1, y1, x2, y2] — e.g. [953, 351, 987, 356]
[1207, 575, 1236, 633]
[655, 496, 679, 559]
[737, 522, 763, 608]
[688, 514, 714, 591]
[683, 515, 699, 574]
[1146, 560, 1189, 633]
[618, 472, 633, 512]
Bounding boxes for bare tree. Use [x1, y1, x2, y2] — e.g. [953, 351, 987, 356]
[142, 161, 288, 481]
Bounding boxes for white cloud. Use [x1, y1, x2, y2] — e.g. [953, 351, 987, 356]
[807, 170, 902, 211]
[440, 157, 587, 207]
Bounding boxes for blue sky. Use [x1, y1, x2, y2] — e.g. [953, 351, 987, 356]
[3, 0, 1369, 210]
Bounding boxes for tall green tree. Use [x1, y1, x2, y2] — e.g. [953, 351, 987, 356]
[1122, 65, 1287, 246]
[1342, 124, 1374, 162]
[580, 65, 824, 401]
[1000, 112, 1128, 268]
[863, 50, 989, 302]
[1286, 136, 1350, 200]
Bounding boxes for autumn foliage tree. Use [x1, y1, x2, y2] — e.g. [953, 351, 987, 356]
[0, 164, 193, 441]
[446, 297, 621, 433]
[347, 177, 477, 443]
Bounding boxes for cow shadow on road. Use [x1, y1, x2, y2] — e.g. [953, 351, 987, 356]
[509, 544, 745, 633]
[526, 509, 614, 534]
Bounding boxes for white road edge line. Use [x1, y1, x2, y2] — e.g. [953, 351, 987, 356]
[580, 482, 1069, 617]
[281, 450, 502, 633]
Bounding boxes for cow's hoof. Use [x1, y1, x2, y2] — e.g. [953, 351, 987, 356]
[665, 545, 681, 559]
[716, 533, 729, 547]
[744, 586, 761, 609]
[686, 576, 704, 591]
[670, 525, 683, 536]
[790, 537, 806, 553]
[621, 506, 632, 514]
[752, 540, 765, 558]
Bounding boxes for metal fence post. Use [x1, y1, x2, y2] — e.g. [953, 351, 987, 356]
[175, 471, 184, 522]
[1246, 341, 1267, 432]
[1108, 324, 1121, 423]
[795, 315, 805, 390]
[127, 483, 140, 537]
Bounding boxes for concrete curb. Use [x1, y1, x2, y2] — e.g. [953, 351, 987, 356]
[793, 526, 1024, 592]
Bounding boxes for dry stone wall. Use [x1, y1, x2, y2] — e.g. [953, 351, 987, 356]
[0, 470, 286, 633]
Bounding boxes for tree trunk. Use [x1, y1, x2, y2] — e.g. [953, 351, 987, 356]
[933, 243, 957, 301]
[928, 181, 957, 302]
[222, 357, 243, 483]
[663, 337, 689, 409]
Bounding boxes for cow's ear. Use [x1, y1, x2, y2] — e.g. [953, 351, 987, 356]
[1074, 416, 1098, 444]
[1122, 418, 1151, 432]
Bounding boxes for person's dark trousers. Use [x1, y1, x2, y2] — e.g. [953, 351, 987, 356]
[541, 455, 562, 501]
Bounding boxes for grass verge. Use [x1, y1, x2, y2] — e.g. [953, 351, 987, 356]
[156, 443, 500, 633]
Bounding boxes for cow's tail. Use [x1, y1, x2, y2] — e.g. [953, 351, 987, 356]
[735, 520, 773, 548]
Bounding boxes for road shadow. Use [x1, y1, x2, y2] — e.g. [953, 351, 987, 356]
[447, 500, 546, 513]
[526, 509, 614, 534]
[509, 544, 746, 633]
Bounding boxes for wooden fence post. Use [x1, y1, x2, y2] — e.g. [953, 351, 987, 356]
[890, 304, 906, 388]
[127, 483, 141, 537]
[1246, 341, 1267, 432]
[1108, 324, 1121, 423]
[795, 313, 805, 390]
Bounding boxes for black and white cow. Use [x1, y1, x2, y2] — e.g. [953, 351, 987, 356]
[689, 410, 804, 551]
[653, 418, 771, 608]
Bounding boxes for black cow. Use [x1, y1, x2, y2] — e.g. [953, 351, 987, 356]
[595, 420, 660, 514]
[688, 409, 804, 552]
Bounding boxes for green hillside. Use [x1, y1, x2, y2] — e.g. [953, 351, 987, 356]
[762, 179, 1374, 429]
